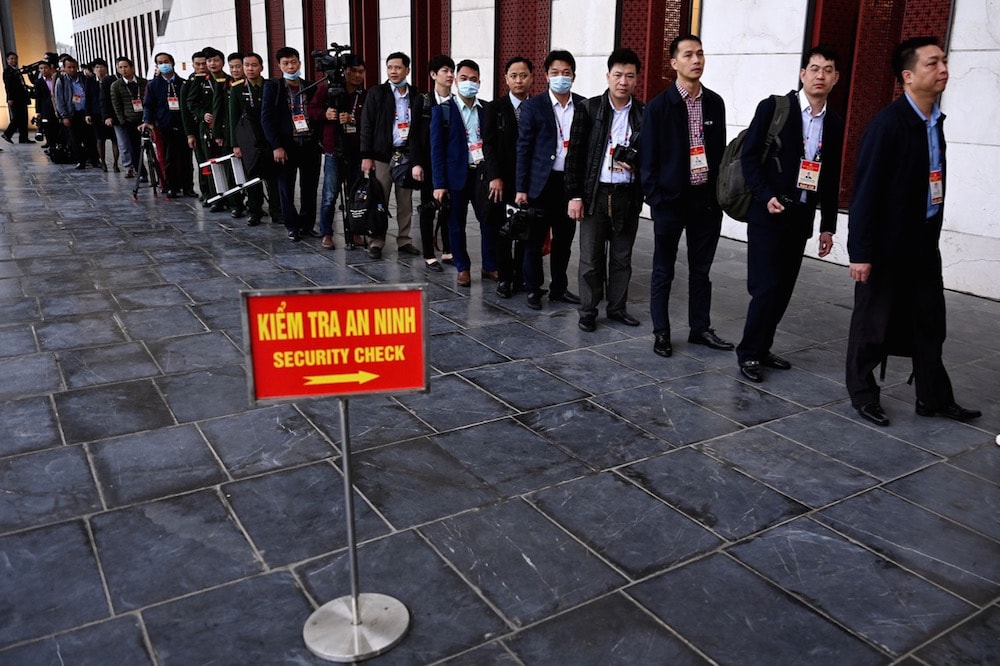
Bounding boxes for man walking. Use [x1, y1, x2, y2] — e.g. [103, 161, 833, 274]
[565, 48, 644, 332]
[735, 46, 845, 382]
[845, 36, 980, 427]
[640, 35, 730, 358]
[3, 52, 33, 144]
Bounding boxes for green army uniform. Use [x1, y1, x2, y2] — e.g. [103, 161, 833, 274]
[228, 78, 282, 224]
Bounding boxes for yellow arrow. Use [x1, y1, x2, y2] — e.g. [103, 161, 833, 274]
[304, 370, 380, 386]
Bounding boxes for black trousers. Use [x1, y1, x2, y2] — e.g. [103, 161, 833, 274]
[736, 206, 811, 364]
[160, 125, 194, 193]
[524, 171, 576, 297]
[276, 140, 321, 233]
[578, 183, 640, 318]
[65, 111, 98, 165]
[3, 100, 30, 141]
[418, 176, 450, 260]
[845, 246, 954, 408]
[649, 184, 721, 335]
[486, 198, 525, 288]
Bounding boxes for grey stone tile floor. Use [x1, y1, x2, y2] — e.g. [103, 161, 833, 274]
[1, 146, 998, 665]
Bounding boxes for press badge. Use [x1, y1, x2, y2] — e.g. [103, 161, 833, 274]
[343, 120, 357, 134]
[397, 121, 410, 140]
[690, 146, 709, 174]
[293, 114, 309, 133]
[71, 93, 82, 105]
[131, 100, 143, 112]
[797, 159, 821, 191]
[469, 141, 484, 164]
[930, 170, 943, 205]
[167, 96, 180, 111]
[608, 146, 623, 173]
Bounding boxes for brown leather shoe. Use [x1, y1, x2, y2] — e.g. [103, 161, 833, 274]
[321, 235, 334, 249]
[481, 269, 499, 282]
[457, 270, 471, 287]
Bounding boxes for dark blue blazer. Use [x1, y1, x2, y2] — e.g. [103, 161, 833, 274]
[431, 97, 486, 191]
[261, 78, 316, 151]
[515, 91, 585, 199]
[639, 83, 726, 213]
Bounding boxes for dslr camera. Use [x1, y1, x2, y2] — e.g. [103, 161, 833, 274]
[417, 198, 449, 215]
[611, 144, 638, 168]
[501, 204, 543, 241]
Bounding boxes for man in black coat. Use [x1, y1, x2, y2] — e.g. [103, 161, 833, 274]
[565, 48, 644, 332]
[482, 56, 532, 298]
[639, 34, 730, 358]
[845, 36, 980, 427]
[735, 46, 845, 383]
[515, 49, 585, 310]
[3, 52, 34, 144]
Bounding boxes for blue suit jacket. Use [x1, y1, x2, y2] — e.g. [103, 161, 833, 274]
[515, 91, 585, 199]
[431, 97, 486, 191]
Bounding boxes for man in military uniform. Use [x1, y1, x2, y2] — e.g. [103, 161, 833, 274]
[229, 52, 281, 227]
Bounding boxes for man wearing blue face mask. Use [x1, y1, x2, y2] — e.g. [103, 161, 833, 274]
[140, 52, 194, 197]
[262, 46, 322, 242]
[515, 50, 584, 310]
[430, 59, 496, 288]
[359, 52, 421, 259]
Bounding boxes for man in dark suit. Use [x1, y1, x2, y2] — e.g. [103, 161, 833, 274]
[54, 57, 101, 169]
[3, 52, 33, 144]
[483, 56, 532, 298]
[735, 45, 845, 383]
[261, 46, 321, 242]
[845, 36, 980, 427]
[359, 51, 421, 259]
[515, 49, 584, 310]
[430, 59, 494, 288]
[639, 35, 729, 358]
[565, 48, 645, 332]
[410, 54, 455, 270]
[34, 59, 59, 149]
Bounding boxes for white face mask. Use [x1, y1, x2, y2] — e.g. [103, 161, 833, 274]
[549, 76, 573, 94]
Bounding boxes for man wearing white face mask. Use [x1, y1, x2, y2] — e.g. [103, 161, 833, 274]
[515, 50, 584, 310]
[140, 52, 194, 197]
[430, 59, 495, 288]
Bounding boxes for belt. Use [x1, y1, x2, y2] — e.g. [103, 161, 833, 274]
[598, 182, 634, 193]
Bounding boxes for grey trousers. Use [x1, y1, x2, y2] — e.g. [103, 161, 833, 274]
[578, 184, 640, 318]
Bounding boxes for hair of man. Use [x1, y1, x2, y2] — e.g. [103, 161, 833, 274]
[386, 51, 411, 68]
[607, 47, 641, 73]
[669, 33, 702, 58]
[455, 59, 480, 75]
[427, 54, 455, 75]
[892, 36, 939, 84]
[544, 49, 575, 72]
[505, 56, 533, 74]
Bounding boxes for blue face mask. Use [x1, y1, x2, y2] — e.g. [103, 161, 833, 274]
[457, 81, 479, 99]
[282, 70, 301, 80]
[157, 63, 173, 75]
[549, 75, 573, 94]
[390, 79, 407, 90]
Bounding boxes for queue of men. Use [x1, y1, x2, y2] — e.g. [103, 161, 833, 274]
[3, 35, 979, 426]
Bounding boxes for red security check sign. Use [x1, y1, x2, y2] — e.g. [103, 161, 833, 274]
[241, 285, 428, 403]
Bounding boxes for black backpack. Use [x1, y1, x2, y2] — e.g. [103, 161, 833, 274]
[716, 94, 791, 222]
[346, 175, 390, 237]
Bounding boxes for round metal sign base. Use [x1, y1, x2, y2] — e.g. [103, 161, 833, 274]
[303, 593, 410, 663]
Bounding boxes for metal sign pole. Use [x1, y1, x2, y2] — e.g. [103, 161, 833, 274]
[303, 399, 410, 662]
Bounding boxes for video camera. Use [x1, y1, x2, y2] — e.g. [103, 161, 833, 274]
[311, 43, 359, 99]
[502, 204, 543, 241]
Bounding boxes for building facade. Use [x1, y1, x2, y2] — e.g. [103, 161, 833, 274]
[58, 0, 1000, 300]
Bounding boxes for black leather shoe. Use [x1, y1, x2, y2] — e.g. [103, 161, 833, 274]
[210, 202, 227, 213]
[653, 333, 672, 358]
[183, 189, 198, 198]
[739, 360, 764, 383]
[763, 353, 791, 370]
[856, 402, 890, 426]
[496, 281, 512, 299]
[287, 230, 300, 242]
[398, 244, 422, 256]
[368, 246, 382, 260]
[246, 215, 261, 227]
[578, 316, 597, 332]
[608, 311, 640, 327]
[689, 328, 735, 350]
[425, 259, 443, 273]
[527, 291, 542, 310]
[915, 400, 981, 422]
[231, 207, 246, 219]
[550, 290, 581, 304]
